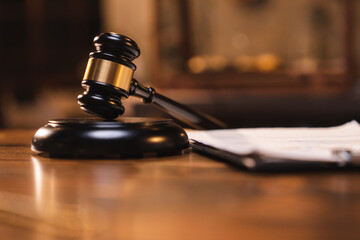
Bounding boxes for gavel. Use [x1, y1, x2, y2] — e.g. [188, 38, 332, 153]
[77, 32, 226, 130]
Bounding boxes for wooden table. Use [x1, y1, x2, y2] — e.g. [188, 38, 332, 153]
[0, 130, 359, 240]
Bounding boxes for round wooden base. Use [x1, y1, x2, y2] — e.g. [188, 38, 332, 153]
[32, 118, 189, 158]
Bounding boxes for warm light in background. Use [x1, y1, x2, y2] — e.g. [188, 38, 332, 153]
[0, 0, 359, 129]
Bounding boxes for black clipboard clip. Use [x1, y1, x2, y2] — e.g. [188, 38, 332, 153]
[190, 140, 360, 171]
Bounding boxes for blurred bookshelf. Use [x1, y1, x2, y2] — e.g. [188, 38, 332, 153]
[152, 0, 356, 95]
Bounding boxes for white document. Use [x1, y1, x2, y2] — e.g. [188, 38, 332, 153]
[186, 121, 360, 163]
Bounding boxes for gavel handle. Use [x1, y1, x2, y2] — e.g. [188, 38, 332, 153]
[129, 79, 227, 130]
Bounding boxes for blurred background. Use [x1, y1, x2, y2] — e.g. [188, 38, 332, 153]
[0, 0, 360, 128]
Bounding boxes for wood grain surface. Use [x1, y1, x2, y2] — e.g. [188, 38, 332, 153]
[0, 130, 359, 240]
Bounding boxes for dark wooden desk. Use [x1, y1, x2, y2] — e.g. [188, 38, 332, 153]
[0, 130, 359, 240]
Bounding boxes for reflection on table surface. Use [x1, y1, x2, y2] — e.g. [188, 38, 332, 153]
[0, 130, 359, 240]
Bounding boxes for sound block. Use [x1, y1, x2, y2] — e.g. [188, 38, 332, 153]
[32, 118, 189, 158]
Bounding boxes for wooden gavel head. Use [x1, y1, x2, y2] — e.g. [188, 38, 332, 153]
[78, 32, 140, 119]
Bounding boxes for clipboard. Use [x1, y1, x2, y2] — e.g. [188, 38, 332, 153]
[190, 140, 357, 171]
[186, 121, 360, 171]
